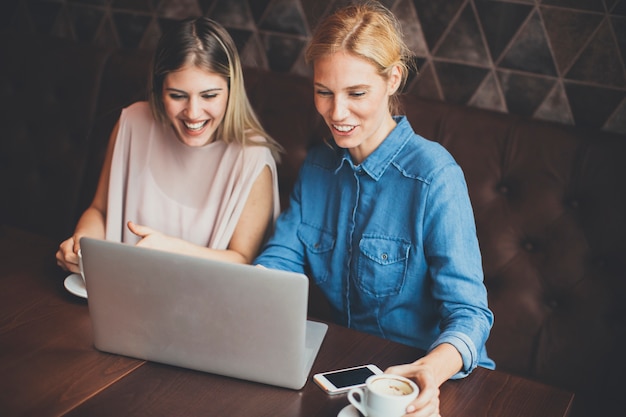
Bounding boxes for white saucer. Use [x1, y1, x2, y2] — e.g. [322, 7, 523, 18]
[337, 404, 360, 417]
[64, 273, 87, 299]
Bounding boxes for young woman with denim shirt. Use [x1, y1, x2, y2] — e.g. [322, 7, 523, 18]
[254, 3, 494, 416]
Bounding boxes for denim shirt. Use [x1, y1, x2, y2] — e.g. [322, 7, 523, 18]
[255, 116, 494, 377]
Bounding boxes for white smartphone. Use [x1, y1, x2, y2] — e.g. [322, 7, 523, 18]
[313, 364, 383, 395]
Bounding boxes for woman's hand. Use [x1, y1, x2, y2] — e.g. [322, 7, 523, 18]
[127, 221, 182, 252]
[127, 219, 260, 265]
[384, 363, 441, 417]
[56, 236, 82, 274]
[384, 343, 463, 417]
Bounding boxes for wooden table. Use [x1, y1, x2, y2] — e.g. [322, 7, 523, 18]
[0, 226, 574, 417]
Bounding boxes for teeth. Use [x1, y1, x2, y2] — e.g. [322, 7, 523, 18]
[333, 124, 355, 132]
[184, 121, 207, 130]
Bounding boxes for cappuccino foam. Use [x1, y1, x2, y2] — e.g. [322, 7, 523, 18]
[369, 378, 413, 396]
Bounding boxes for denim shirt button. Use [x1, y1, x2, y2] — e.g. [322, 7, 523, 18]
[381, 253, 388, 260]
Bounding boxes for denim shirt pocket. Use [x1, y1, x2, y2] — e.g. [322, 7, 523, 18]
[297, 223, 335, 284]
[357, 236, 410, 297]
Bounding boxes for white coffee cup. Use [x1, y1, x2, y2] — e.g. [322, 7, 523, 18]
[78, 249, 85, 283]
[348, 374, 418, 417]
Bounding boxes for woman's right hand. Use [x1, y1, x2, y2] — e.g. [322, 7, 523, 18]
[56, 236, 82, 274]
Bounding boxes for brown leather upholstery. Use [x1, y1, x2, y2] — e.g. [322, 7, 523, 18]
[401, 96, 626, 417]
[1, 34, 624, 416]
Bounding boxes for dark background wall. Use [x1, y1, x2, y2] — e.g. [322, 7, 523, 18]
[3, 0, 625, 135]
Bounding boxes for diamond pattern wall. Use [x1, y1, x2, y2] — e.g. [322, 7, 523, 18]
[3, 0, 626, 134]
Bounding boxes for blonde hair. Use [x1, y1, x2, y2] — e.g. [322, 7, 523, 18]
[305, 1, 414, 115]
[149, 17, 282, 160]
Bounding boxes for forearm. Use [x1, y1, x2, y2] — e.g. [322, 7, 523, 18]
[253, 209, 306, 272]
[413, 343, 463, 386]
[131, 231, 252, 264]
[73, 206, 107, 241]
[172, 240, 251, 264]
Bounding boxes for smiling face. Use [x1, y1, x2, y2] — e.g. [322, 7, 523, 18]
[162, 65, 229, 147]
[313, 51, 401, 164]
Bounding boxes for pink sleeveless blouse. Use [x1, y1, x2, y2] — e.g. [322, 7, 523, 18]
[105, 102, 280, 249]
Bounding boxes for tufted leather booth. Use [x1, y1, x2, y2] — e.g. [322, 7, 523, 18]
[2, 33, 625, 416]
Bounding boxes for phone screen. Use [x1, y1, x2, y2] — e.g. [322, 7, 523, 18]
[324, 366, 378, 389]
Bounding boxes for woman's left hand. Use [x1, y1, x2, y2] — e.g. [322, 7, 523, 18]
[384, 362, 441, 417]
[127, 221, 181, 252]
[127, 220, 249, 264]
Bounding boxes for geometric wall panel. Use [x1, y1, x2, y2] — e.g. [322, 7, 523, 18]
[411, 0, 464, 50]
[499, 10, 558, 76]
[475, 0, 533, 62]
[541, 7, 603, 74]
[435, 2, 489, 65]
[469, 72, 507, 113]
[565, 82, 626, 130]
[3, 0, 625, 135]
[566, 20, 626, 88]
[497, 71, 557, 117]
[436, 62, 490, 105]
[534, 82, 575, 126]
[542, 0, 605, 13]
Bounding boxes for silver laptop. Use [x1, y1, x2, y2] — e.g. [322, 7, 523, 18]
[80, 237, 328, 390]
